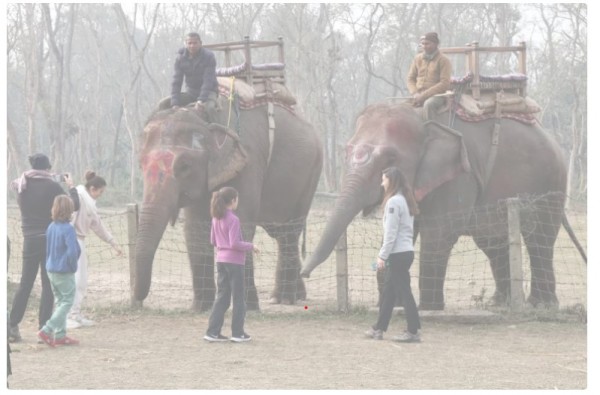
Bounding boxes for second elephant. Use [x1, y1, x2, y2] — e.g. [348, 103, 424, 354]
[302, 101, 576, 310]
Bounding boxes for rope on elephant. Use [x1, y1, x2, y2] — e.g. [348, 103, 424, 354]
[227, 76, 236, 129]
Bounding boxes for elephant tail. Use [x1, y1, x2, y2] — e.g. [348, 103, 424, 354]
[562, 212, 587, 264]
[413, 217, 420, 245]
[302, 221, 307, 260]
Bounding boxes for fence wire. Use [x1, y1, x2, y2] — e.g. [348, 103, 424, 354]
[6, 196, 586, 314]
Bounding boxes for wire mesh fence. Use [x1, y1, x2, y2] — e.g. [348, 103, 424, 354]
[6, 195, 586, 315]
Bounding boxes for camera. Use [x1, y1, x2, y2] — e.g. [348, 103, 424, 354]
[52, 173, 67, 183]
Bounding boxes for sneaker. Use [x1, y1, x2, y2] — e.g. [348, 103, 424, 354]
[37, 330, 55, 347]
[67, 319, 82, 329]
[230, 333, 252, 343]
[8, 325, 22, 343]
[392, 331, 421, 343]
[54, 336, 80, 346]
[365, 327, 383, 340]
[203, 333, 229, 342]
[68, 315, 95, 328]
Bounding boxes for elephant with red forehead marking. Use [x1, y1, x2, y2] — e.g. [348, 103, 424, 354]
[135, 104, 322, 311]
[140, 109, 246, 204]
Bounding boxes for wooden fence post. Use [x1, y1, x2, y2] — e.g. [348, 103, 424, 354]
[507, 198, 524, 310]
[127, 203, 142, 309]
[335, 230, 349, 312]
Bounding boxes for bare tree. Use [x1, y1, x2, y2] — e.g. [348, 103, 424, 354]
[21, 4, 47, 155]
[5, 3, 586, 206]
[42, 4, 77, 170]
[532, 3, 587, 206]
[112, 3, 161, 199]
[7, 4, 26, 175]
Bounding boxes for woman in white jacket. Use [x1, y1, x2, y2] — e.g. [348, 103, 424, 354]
[365, 167, 421, 342]
[67, 171, 122, 329]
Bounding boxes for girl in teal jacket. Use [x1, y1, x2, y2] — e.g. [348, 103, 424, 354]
[38, 195, 81, 347]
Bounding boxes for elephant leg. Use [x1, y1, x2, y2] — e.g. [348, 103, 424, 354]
[269, 224, 305, 305]
[418, 224, 459, 310]
[522, 214, 560, 308]
[241, 224, 260, 311]
[184, 214, 216, 312]
[472, 235, 511, 306]
[244, 253, 260, 310]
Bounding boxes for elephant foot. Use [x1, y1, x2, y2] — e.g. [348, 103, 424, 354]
[296, 288, 307, 301]
[281, 297, 297, 305]
[489, 291, 510, 307]
[268, 294, 298, 305]
[192, 299, 214, 312]
[527, 293, 559, 309]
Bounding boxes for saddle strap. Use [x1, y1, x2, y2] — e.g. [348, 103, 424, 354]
[267, 101, 275, 166]
[484, 95, 502, 187]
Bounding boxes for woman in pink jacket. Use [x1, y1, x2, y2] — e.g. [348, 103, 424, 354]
[67, 171, 122, 329]
[204, 187, 259, 343]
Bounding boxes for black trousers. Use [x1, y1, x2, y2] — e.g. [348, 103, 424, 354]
[9, 235, 54, 329]
[374, 251, 421, 334]
[206, 262, 246, 337]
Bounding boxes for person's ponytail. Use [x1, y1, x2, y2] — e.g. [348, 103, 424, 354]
[210, 187, 238, 218]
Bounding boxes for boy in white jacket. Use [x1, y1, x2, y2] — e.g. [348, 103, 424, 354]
[68, 171, 122, 329]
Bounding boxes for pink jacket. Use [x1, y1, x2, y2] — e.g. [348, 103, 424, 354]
[210, 209, 253, 265]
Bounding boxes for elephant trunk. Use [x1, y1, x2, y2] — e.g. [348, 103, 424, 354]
[133, 203, 172, 301]
[301, 184, 368, 277]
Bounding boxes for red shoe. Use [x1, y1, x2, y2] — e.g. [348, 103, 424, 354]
[54, 336, 79, 346]
[37, 330, 55, 347]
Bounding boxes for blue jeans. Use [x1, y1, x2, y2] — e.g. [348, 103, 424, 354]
[206, 263, 246, 337]
[41, 272, 76, 339]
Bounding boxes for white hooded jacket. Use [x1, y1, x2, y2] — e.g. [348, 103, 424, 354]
[71, 184, 116, 246]
[378, 193, 415, 260]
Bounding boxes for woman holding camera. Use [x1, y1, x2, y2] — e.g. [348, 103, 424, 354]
[8, 153, 79, 342]
[67, 171, 122, 329]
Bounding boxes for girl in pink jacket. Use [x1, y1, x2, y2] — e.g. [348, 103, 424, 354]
[204, 187, 259, 343]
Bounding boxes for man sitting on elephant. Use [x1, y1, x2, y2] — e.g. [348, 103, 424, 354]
[407, 32, 452, 120]
[159, 32, 219, 122]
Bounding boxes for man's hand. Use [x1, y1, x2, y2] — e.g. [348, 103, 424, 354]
[63, 173, 74, 189]
[194, 101, 205, 111]
[413, 93, 425, 107]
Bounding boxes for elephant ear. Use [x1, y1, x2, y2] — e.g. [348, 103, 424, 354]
[413, 121, 471, 202]
[205, 123, 248, 191]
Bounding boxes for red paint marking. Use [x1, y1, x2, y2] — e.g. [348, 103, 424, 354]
[141, 150, 175, 186]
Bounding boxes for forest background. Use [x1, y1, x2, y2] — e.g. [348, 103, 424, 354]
[4, 3, 587, 207]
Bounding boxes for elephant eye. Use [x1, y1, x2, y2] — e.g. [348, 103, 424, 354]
[349, 145, 372, 167]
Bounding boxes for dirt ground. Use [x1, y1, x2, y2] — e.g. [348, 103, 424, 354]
[7, 307, 587, 390]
